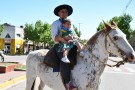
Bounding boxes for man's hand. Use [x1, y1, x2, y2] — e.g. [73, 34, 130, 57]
[55, 35, 62, 42]
[61, 38, 68, 44]
[68, 40, 74, 43]
[55, 35, 68, 44]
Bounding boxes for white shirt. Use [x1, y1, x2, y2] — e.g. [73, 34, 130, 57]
[51, 19, 62, 43]
[51, 19, 77, 43]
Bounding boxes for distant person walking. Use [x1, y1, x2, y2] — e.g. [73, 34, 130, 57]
[0, 50, 4, 62]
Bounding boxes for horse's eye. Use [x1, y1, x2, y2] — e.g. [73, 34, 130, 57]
[113, 36, 118, 40]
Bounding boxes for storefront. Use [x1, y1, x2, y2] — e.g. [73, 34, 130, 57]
[0, 23, 24, 54]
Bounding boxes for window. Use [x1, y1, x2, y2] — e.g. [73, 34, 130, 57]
[5, 33, 11, 38]
[17, 34, 21, 37]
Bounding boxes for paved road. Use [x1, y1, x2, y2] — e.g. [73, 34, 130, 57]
[1, 55, 135, 90]
[4, 56, 135, 90]
[6, 69, 135, 90]
[2, 55, 27, 64]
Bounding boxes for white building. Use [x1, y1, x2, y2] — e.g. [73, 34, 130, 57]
[0, 23, 24, 54]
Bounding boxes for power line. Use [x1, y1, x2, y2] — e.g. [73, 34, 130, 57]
[122, 0, 132, 14]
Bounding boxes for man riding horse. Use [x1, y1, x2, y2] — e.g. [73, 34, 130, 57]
[44, 4, 78, 90]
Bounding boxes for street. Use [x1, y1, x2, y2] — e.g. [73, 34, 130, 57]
[1, 56, 135, 90]
[3, 55, 27, 64]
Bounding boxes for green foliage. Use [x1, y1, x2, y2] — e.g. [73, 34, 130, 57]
[80, 39, 87, 44]
[0, 24, 3, 36]
[97, 14, 133, 40]
[97, 22, 104, 31]
[112, 14, 133, 39]
[39, 22, 53, 47]
[24, 20, 52, 49]
[15, 65, 26, 71]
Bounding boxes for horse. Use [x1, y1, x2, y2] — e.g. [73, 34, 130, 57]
[26, 21, 135, 90]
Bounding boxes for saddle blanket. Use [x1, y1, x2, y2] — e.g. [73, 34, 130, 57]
[53, 66, 60, 72]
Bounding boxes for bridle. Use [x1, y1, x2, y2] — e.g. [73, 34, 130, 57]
[85, 29, 128, 67]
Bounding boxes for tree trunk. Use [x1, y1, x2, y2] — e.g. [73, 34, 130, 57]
[33, 41, 35, 51]
[44, 42, 46, 49]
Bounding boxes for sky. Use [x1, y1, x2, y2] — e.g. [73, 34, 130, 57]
[0, 0, 135, 39]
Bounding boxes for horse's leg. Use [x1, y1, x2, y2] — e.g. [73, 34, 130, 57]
[38, 79, 45, 90]
[26, 76, 36, 90]
[31, 79, 36, 90]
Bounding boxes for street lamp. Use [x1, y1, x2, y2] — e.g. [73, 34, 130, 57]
[78, 23, 82, 32]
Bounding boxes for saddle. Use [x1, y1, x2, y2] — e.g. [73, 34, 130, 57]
[44, 44, 77, 69]
[44, 45, 60, 67]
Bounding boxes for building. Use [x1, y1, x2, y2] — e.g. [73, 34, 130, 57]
[0, 23, 24, 54]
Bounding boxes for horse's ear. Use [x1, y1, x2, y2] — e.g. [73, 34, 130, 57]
[111, 21, 117, 26]
[103, 21, 112, 31]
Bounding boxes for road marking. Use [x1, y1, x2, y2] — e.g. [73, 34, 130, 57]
[104, 66, 135, 74]
[112, 67, 122, 72]
[125, 67, 135, 73]
[104, 71, 132, 75]
[0, 75, 26, 90]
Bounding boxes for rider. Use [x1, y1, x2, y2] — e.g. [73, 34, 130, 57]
[51, 4, 77, 90]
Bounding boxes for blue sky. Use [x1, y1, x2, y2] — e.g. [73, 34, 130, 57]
[0, 0, 135, 39]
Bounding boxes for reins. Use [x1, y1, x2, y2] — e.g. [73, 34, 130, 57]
[85, 29, 128, 68]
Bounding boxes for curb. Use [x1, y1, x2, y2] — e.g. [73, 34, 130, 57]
[0, 74, 26, 90]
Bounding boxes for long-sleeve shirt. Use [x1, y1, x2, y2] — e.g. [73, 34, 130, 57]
[51, 19, 62, 44]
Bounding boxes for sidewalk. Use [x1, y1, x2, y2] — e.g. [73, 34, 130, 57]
[0, 71, 26, 90]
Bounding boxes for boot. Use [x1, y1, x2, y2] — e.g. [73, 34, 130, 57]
[65, 83, 77, 90]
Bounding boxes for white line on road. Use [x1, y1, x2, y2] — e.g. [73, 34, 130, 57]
[125, 67, 135, 73]
[112, 67, 122, 72]
[104, 71, 132, 75]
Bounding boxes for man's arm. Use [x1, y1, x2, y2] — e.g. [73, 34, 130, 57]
[55, 35, 68, 44]
[55, 35, 62, 42]
[51, 22, 68, 43]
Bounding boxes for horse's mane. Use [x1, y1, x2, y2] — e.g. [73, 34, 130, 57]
[87, 30, 105, 47]
[87, 21, 117, 47]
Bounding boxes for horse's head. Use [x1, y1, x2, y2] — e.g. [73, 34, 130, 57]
[104, 21, 135, 62]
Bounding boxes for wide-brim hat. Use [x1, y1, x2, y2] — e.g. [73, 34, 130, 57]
[54, 4, 73, 16]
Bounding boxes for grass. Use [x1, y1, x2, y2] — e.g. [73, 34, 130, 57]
[14, 65, 26, 71]
[0, 62, 18, 67]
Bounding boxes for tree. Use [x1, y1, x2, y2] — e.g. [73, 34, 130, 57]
[112, 14, 133, 39]
[39, 22, 52, 48]
[80, 39, 87, 44]
[97, 22, 104, 31]
[97, 14, 133, 40]
[0, 24, 3, 36]
[24, 23, 40, 50]
[24, 20, 52, 50]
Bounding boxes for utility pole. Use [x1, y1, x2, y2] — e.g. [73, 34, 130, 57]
[78, 23, 82, 32]
[78, 23, 82, 37]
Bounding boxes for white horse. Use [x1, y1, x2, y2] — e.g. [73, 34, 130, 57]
[26, 21, 135, 90]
